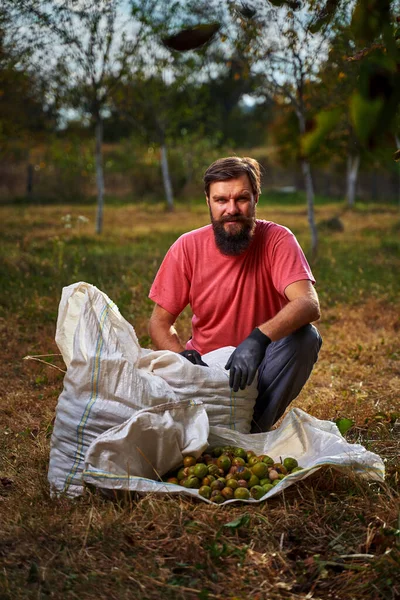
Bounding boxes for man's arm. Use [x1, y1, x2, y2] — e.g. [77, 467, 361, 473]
[149, 304, 208, 366]
[258, 280, 320, 341]
[225, 280, 320, 391]
[148, 304, 185, 352]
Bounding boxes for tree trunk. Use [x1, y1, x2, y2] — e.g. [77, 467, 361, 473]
[161, 142, 174, 211]
[301, 158, 318, 260]
[95, 115, 105, 234]
[296, 109, 318, 259]
[346, 153, 360, 208]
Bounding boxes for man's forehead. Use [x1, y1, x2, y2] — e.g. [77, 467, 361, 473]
[209, 174, 253, 197]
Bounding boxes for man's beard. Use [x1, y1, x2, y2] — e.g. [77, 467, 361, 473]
[211, 213, 256, 256]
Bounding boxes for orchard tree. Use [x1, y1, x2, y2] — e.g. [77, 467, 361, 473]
[108, 0, 224, 210]
[309, 0, 400, 207]
[316, 1, 400, 206]
[13, 0, 154, 233]
[255, 3, 339, 258]
[312, 24, 363, 207]
[111, 67, 212, 209]
[264, 0, 400, 155]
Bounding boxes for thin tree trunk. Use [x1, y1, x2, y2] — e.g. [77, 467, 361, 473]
[301, 158, 318, 260]
[346, 153, 360, 208]
[95, 115, 105, 234]
[297, 109, 318, 259]
[161, 142, 174, 211]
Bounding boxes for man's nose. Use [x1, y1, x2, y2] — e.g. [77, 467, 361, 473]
[225, 198, 240, 214]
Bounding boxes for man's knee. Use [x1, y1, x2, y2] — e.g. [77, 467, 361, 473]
[269, 323, 321, 355]
[289, 324, 322, 356]
[258, 324, 322, 382]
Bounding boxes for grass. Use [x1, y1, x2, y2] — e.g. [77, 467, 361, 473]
[0, 194, 399, 599]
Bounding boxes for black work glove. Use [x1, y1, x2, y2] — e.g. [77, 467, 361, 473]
[225, 328, 271, 392]
[179, 349, 208, 367]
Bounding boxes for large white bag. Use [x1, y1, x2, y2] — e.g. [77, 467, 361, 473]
[48, 282, 258, 496]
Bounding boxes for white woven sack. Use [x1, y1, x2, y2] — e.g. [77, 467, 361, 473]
[48, 282, 257, 497]
[82, 408, 385, 503]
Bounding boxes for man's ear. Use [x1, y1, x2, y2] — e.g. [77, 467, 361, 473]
[205, 194, 210, 208]
[255, 194, 259, 205]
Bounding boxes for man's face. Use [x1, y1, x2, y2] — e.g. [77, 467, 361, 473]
[207, 174, 258, 256]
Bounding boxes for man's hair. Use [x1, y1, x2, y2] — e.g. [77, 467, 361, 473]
[203, 156, 262, 197]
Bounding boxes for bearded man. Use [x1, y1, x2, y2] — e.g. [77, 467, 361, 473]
[148, 156, 322, 432]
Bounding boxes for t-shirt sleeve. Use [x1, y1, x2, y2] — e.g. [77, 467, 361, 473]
[268, 227, 315, 297]
[148, 237, 191, 317]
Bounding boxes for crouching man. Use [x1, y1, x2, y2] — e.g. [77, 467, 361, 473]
[148, 156, 322, 432]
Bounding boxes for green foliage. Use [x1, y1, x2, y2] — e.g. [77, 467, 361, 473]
[302, 108, 342, 156]
[350, 0, 392, 46]
[0, 14, 56, 157]
[14, 136, 95, 202]
[335, 417, 354, 436]
[311, 0, 400, 151]
[350, 92, 383, 144]
[222, 513, 251, 530]
[101, 134, 229, 201]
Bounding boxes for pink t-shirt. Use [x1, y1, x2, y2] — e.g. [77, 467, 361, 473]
[149, 220, 315, 355]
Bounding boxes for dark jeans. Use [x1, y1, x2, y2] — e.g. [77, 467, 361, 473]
[251, 324, 322, 433]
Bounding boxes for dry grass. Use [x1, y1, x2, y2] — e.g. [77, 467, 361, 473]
[0, 199, 399, 599]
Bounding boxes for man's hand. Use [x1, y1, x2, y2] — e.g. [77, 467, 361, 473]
[225, 328, 271, 392]
[180, 349, 208, 367]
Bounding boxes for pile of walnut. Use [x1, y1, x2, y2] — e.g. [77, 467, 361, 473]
[163, 445, 303, 503]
